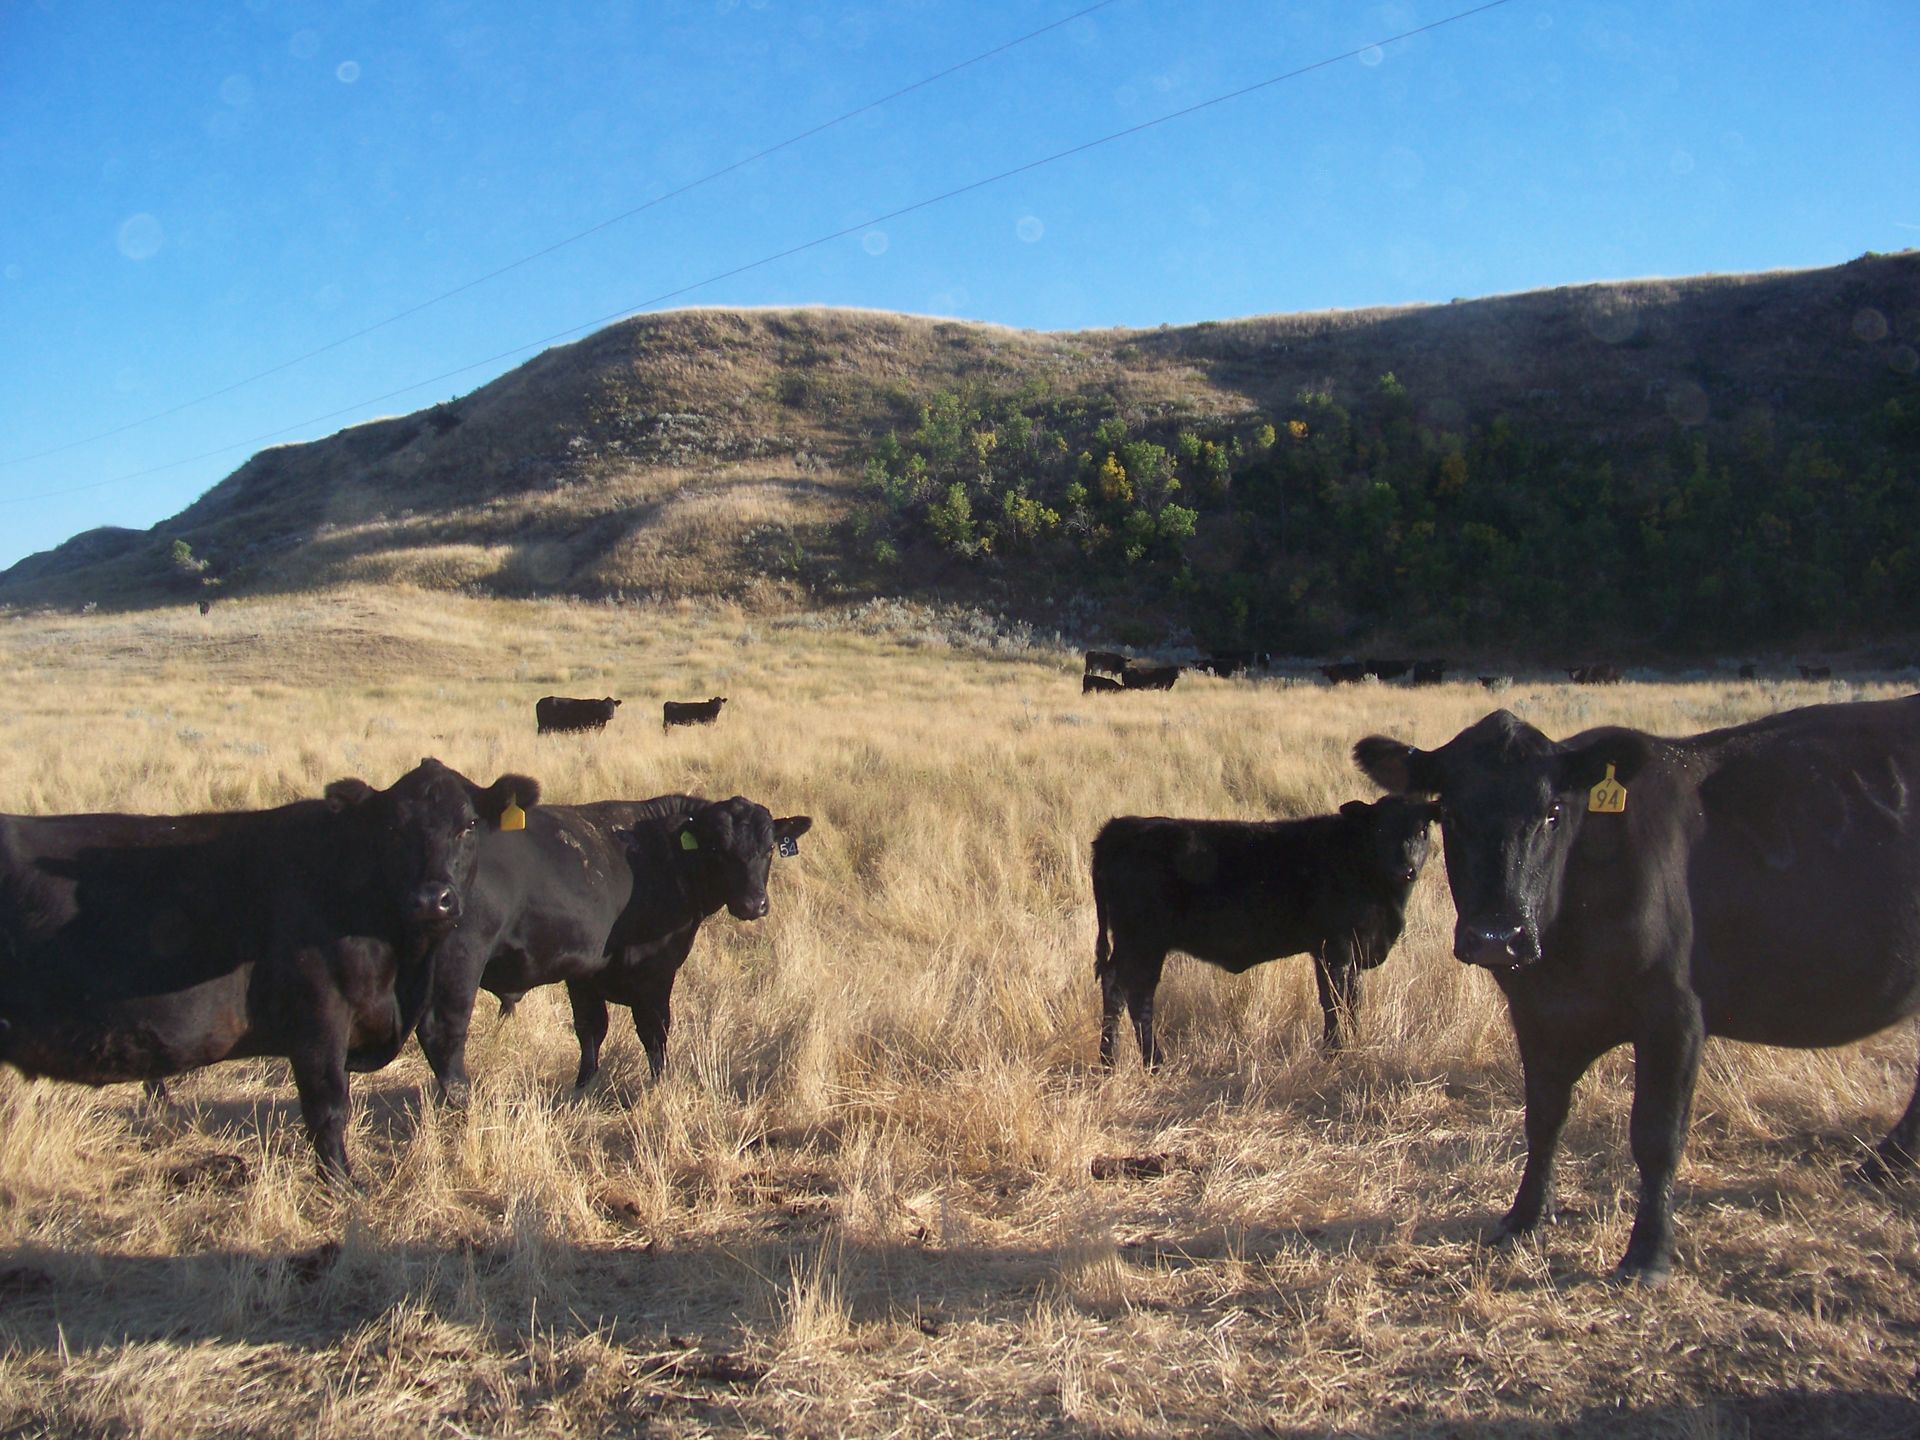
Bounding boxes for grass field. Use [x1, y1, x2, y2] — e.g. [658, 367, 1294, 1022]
[2, 589, 1917, 1439]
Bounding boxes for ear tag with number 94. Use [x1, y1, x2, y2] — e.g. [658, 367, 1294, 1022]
[1588, 765, 1628, 814]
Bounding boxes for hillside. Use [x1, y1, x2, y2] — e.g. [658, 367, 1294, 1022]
[6, 253, 1917, 651]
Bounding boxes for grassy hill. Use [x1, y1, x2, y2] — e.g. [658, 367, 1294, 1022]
[6, 252, 1917, 651]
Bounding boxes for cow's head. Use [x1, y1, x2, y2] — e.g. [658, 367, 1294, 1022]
[668, 796, 810, 921]
[326, 758, 541, 935]
[1337, 795, 1439, 891]
[1354, 711, 1648, 969]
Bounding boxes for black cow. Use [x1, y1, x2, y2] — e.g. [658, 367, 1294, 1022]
[1090, 798, 1436, 1068]
[0, 759, 539, 1178]
[1121, 664, 1180, 691]
[196, 599, 212, 616]
[1565, 664, 1623, 684]
[1365, 658, 1412, 682]
[1478, 675, 1510, 691]
[1411, 659, 1448, 686]
[1798, 664, 1833, 681]
[1200, 650, 1257, 678]
[536, 696, 621, 734]
[1738, 663, 1758, 681]
[418, 795, 811, 1099]
[1083, 674, 1123, 694]
[1321, 661, 1367, 685]
[1354, 698, 1920, 1281]
[1085, 649, 1129, 677]
[663, 697, 727, 731]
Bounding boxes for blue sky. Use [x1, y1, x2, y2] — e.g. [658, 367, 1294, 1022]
[2, 0, 1916, 571]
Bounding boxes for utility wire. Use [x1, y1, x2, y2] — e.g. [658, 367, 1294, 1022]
[3, 0, 1516, 508]
[0, 0, 1125, 470]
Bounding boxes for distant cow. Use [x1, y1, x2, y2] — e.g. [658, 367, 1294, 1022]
[663, 697, 727, 731]
[1091, 797, 1436, 1067]
[1121, 664, 1180, 691]
[1354, 696, 1920, 1280]
[1738, 663, 1758, 680]
[1365, 658, 1411, 682]
[0, 759, 539, 1178]
[1320, 661, 1367, 685]
[1798, 664, 1832, 681]
[1083, 674, 1123, 694]
[419, 795, 810, 1098]
[1201, 650, 1259, 677]
[536, 696, 621, 734]
[1085, 649, 1129, 678]
[1566, 664, 1623, 684]
[1411, 659, 1448, 686]
[1478, 675, 1510, 691]
[196, 599, 212, 616]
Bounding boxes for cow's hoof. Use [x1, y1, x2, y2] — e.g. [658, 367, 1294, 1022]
[435, 1080, 471, 1111]
[1612, 1257, 1673, 1287]
[1489, 1207, 1552, 1245]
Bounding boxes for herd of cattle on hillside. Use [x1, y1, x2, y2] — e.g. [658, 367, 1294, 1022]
[2, 659, 1918, 1284]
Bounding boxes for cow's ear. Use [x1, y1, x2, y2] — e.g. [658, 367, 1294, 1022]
[774, 815, 813, 841]
[1353, 736, 1442, 795]
[1338, 799, 1370, 819]
[1559, 731, 1653, 794]
[477, 774, 541, 826]
[324, 778, 375, 811]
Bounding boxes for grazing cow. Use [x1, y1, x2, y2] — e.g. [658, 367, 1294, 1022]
[1091, 798, 1435, 1067]
[1478, 675, 1510, 691]
[536, 696, 621, 734]
[1085, 649, 1129, 678]
[1738, 663, 1758, 680]
[1565, 664, 1623, 684]
[0, 759, 539, 1178]
[662, 697, 727, 731]
[1365, 658, 1412, 682]
[1121, 664, 1180, 691]
[1798, 664, 1833, 681]
[1083, 674, 1123, 694]
[1353, 698, 1920, 1281]
[196, 599, 212, 616]
[1201, 650, 1254, 677]
[1321, 661, 1367, 685]
[1411, 659, 1448, 686]
[418, 796, 811, 1099]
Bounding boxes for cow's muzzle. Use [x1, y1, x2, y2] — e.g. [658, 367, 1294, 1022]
[1453, 919, 1539, 969]
[728, 895, 769, 921]
[410, 883, 463, 928]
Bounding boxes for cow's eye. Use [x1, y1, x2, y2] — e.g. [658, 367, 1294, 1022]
[1545, 801, 1565, 829]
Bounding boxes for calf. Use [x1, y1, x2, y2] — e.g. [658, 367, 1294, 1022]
[663, 697, 727, 731]
[1355, 697, 1920, 1280]
[1090, 797, 1435, 1068]
[1411, 659, 1448, 686]
[1085, 649, 1129, 677]
[0, 759, 539, 1178]
[1083, 673, 1123, 694]
[1321, 661, 1366, 685]
[536, 696, 621, 734]
[418, 795, 810, 1099]
[1365, 658, 1411, 682]
[1121, 663, 1180, 691]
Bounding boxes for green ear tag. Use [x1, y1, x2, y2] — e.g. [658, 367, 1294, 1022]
[1588, 765, 1628, 815]
[679, 829, 700, 852]
[500, 795, 526, 832]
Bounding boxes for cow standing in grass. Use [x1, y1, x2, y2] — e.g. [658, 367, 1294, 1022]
[536, 696, 621, 734]
[1090, 798, 1436, 1068]
[663, 697, 727, 732]
[1354, 698, 1920, 1281]
[418, 795, 810, 1099]
[0, 760, 539, 1178]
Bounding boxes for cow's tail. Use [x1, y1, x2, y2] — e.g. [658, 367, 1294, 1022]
[1091, 844, 1112, 973]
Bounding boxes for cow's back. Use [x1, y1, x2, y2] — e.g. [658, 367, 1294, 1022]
[1677, 695, 1920, 1043]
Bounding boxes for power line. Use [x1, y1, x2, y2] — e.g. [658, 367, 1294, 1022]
[2, 0, 1517, 509]
[0, 0, 1125, 471]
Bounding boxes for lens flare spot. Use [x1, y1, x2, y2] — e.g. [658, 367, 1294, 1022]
[336, 60, 361, 84]
[116, 213, 164, 261]
[1358, 45, 1385, 67]
[1852, 308, 1890, 343]
[861, 231, 889, 256]
[1016, 216, 1044, 243]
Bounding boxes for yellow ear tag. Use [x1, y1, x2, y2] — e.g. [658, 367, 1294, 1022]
[680, 829, 699, 852]
[1588, 765, 1628, 814]
[500, 796, 527, 832]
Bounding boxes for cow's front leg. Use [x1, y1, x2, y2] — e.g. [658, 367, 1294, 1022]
[567, 981, 611, 1090]
[416, 940, 483, 1106]
[1495, 1020, 1606, 1243]
[1617, 1006, 1704, 1283]
[1313, 947, 1361, 1049]
[289, 1038, 354, 1184]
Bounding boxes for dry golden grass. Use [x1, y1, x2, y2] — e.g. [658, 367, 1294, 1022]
[2, 588, 1917, 1438]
